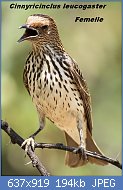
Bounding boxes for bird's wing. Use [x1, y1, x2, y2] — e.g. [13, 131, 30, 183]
[23, 52, 33, 95]
[23, 67, 30, 95]
[70, 61, 93, 135]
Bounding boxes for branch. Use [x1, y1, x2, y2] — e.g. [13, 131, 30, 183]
[1, 120, 122, 176]
[35, 143, 122, 170]
[1, 120, 50, 176]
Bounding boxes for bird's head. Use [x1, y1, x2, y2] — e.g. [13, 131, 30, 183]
[18, 14, 61, 46]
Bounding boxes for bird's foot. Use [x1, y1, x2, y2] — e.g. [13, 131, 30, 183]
[73, 145, 87, 160]
[21, 137, 35, 153]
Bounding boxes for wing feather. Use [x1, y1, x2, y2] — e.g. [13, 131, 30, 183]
[70, 62, 93, 135]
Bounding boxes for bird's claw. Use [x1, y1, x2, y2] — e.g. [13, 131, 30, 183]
[73, 146, 87, 160]
[21, 137, 35, 153]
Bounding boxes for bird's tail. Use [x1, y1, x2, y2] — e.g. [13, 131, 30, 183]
[64, 130, 108, 167]
[64, 132, 88, 167]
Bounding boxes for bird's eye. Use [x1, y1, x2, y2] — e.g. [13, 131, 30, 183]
[42, 25, 48, 30]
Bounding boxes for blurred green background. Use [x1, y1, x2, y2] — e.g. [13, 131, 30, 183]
[2, 1, 121, 176]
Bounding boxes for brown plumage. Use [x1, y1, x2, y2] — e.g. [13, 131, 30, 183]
[18, 14, 108, 167]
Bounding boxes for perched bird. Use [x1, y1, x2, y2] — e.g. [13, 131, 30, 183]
[18, 14, 107, 167]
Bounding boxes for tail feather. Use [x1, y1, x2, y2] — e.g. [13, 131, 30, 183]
[64, 132, 88, 167]
[86, 129, 108, 165]
[64, 130, 108, 167]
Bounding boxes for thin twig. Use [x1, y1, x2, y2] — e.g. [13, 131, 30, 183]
[1, 120, 122, 175]
[1, 120, 50, 176]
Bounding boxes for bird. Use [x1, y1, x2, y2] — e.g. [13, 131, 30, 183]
[18, 14, 108, 167]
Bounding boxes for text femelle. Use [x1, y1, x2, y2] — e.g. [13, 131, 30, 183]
[75, 17, 104, 23]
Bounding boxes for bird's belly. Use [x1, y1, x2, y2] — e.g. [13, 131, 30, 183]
[32, 79, 86, 145]
[34, 94, 82, 145]
[34, 90, 78, 124]
[33, 77, 83, 121]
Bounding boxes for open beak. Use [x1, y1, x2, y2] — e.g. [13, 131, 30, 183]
[18, 24, 39, 43]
